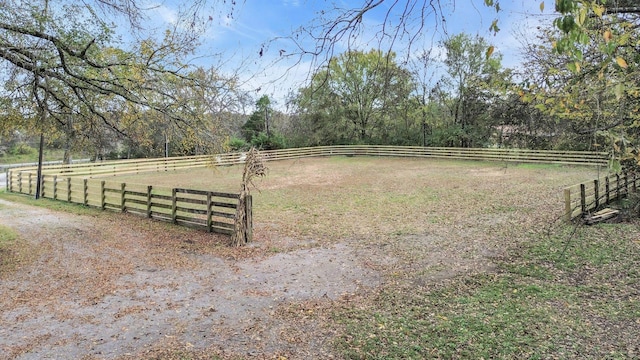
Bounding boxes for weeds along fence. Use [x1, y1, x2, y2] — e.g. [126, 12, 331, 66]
[564, 171, 639, 221]
[7, 170, 250, 239]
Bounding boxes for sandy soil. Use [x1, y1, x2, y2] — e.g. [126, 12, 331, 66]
[0, 199, 387, 359]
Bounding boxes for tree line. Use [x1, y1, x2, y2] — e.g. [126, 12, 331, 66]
[1, 1, 638, 170]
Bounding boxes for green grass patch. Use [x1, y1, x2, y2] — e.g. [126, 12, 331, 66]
[332, 222, 640, 359]
[0, 224, 34, 274]
[0, 224, 17, 248]
[0, 192, 102, 216]
[0, 148, 87, 165]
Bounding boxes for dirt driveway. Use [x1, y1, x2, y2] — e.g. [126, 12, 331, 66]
[0, 199, 385, 359]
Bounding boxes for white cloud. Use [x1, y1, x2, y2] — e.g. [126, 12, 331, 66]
[149, 3, 178, 25]
[282, 0, 300, 7]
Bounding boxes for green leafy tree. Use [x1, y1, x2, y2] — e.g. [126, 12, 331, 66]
[292, 49, 414, 145]
[437, 33, 510, 148]
[241, 95, 286, 150]
[521, 1, 640, 168]
[242, 95, 272, 142]
[0, 1, 243, 163]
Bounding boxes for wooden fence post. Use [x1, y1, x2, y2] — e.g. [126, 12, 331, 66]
[564, 188, 572, 222]
[146, 185, 152, 218]
[206, 192, 212, 233]
[6, 170, 9, 191]
[53, 175, 58, 200]
[67, 178, 72, 202]
[120, 183, 126, 212]
[83, 179, 88, 206]
[171, 188, 177, 223]
[18, 172, 22, 193]
[28, 173, 32, 195]
[580, 184, 586, 215]
[605, 177, 610, 204]
[101, 181, 106, 210]
[245, 194, 253, 242]
[594, 179, 599, 210]
[40, 174, 45, 198]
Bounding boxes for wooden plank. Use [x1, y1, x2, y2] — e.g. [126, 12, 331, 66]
[175, 206, 208, 215]
[149, 212, 172, 220]
[126, 198, 148, 206]
[149, 193, 171, 201]
[175, 196, 207, 206]
[585, 208, 620, 225]
[176, 214, 206, 224]
[211, 210, 236, 219]
[210, 220, 234, 229]
[175, 188, 239, 199]
[123, 190, 148, 198]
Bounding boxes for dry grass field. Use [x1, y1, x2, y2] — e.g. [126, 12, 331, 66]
[115, 156, 598, 241]
[2, 156, 638, 359]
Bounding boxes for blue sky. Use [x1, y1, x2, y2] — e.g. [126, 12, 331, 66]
[150, 0, 557, 107]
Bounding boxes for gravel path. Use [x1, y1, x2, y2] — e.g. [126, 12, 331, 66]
[0, 199, 382, 359]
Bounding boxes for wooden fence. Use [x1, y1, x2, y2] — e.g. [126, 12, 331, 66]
[6, 146, 609, 181]
[262, 146, 609, 166]
[564, 171, 639, 221]
[7, 145, 609, 230]
[8, 171, 250, 239]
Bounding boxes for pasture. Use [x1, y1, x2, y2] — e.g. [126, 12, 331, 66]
[1, 156, 638, 359]
[115, 156, 597, 242]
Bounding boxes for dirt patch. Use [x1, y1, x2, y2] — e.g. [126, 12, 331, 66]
[0, 199, 383, 359]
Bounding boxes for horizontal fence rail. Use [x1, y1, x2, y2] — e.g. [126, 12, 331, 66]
[564, 171, 639, 221]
